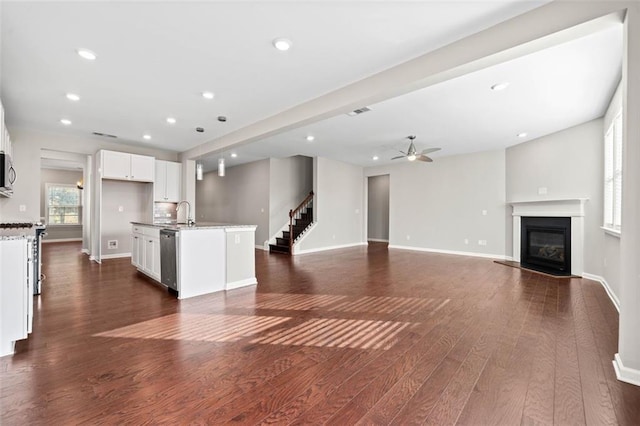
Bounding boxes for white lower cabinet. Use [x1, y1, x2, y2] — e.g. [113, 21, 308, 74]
[131, 225, 160, 281]
[0, 238, 33, 357]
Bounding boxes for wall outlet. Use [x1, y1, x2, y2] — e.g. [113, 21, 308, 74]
[118, 206, 124, 212]
[406, 235, 411, 241]
[234, 234, 241, 244]
[108, 240, 118, 249]
[19, 205, 26, 212]
[482, 210, 487, 216]
[538, 187, 548, 195]
[478, 240, 487, 246]
[464, 239, 469, 245]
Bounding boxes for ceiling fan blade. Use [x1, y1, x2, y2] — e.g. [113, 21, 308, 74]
[420, 147, 441, 155]
[391, 155, 406, 160]
[416, 155, 433, 162]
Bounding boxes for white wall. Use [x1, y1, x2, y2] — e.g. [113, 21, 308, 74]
[602, 81, 622, 300]
[101, 180, 152, 256]
[296, 157, 364, 252]
[195, 159, 270, 246]
[506, 118, 605, 280]
[367, 174, 389, 241]
[40, 168, 83, 241]
[366, 149, 507, 257]
[268, 156, 313, 240]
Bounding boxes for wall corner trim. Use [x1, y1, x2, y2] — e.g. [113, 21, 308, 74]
[582, 272, 620, 312]
[613, 354, 640, 387]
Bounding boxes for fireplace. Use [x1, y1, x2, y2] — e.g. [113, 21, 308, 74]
[520, 216, 571, 276]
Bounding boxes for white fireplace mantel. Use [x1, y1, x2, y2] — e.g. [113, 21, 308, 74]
[510, 198, 588, 276]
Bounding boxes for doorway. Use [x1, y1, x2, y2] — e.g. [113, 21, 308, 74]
[367, 175, 390, 242]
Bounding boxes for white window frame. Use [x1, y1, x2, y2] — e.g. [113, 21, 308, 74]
[603, 109, 622, 235]
[45, 183, 82, 226]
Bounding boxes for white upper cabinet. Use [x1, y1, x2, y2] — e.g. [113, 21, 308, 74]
[154, 160, 182, 202]
[101, 150, 154, 182]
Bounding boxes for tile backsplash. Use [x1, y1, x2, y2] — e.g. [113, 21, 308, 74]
[153, 202, 177, 224]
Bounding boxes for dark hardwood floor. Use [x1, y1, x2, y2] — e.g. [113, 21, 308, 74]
[2, 241, 640, 424]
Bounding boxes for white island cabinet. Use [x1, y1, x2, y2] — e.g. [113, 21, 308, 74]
[131, 222, 257, 299]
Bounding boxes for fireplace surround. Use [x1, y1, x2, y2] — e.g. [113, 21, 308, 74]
[510, 198, 587, 276]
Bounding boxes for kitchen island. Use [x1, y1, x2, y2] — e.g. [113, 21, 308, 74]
[131, 222, 257, 299]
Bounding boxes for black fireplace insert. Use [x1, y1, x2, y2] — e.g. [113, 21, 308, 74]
[521, 216, 571, 276]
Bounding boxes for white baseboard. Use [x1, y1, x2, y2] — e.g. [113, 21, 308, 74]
[255, 244, 268, 251]
[100, 252, 131, 260]
[89, 256, 101, 264]
[42, 238, 82, 243]
[368, 238, 389, 243]
[81, 248, 89, 254]
[613, 353, 640, 387]
[226, 277, 258, 290]
[388, 244, 509, 260]
[582, 272, 620, 312]
[294, 242, 367, 255]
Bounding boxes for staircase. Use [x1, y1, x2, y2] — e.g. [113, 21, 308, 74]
[269, 191, 314, 255]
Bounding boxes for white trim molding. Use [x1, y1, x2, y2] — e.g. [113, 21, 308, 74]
[389, 244, 509, 260]
[294, 242, 366, 255]
[42, 238, 82, 243]
[368, 238, 389, 243]
[510, 198, 588, 276]
[582, 272, 620, 312]
[226, 277, 258, 290]
[100, 252, 131, 260]
[613, 354, 640, 387]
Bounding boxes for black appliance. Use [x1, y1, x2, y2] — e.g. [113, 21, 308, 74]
[0, 153, 16, 195]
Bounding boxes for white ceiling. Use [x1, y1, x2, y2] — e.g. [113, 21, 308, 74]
[1, 1, 621, 172]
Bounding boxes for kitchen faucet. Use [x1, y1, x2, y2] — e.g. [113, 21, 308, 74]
[176, 201, 195, 226]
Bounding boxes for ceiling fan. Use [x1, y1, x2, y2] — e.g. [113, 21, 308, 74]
[391, 135, 441, 162]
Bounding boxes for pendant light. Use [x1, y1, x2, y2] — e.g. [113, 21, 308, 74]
[196, 161, 203, 180]
[218, 158, 225, 177]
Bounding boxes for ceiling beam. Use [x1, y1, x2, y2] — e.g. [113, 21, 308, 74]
[181, 1, 629, 162]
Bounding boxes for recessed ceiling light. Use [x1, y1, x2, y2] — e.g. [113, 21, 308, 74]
[231, 153, 238, 158]
[143, 134, 152, 140]
[76, 48, 97, 61]
[517, 132, 528, 138]
[372, 156, 379, 161]
[60, 119, 72, 126]
[490, 82, 510, 91]
[273, 38, 292, 51]
[306, 135, 315, 142]
[166, 117, 176, 124]
[66, 93, 80, 101]
[202, 91, 215, 100]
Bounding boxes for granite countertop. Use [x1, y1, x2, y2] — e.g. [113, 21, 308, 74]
[131, 222, 257, 230]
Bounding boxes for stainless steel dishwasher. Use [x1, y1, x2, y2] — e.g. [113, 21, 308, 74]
[160, 229, 179, 292]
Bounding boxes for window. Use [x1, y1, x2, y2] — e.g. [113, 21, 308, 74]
[46, 183, 82, 225]
[604, 110, 623, 232]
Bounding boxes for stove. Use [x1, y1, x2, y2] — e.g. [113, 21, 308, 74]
[0, 222, 34, 229]
[0, 222, 47, 294]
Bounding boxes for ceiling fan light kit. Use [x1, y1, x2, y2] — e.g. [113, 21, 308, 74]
[391, 135, 440, 162]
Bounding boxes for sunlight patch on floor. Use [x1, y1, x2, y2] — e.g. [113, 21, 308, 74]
[94, 313, 291, 343]
[250, 318, 414, 350]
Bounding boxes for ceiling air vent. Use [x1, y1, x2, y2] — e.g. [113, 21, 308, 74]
[347, 106, 372, 116]
[92, 132, 118, 139]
